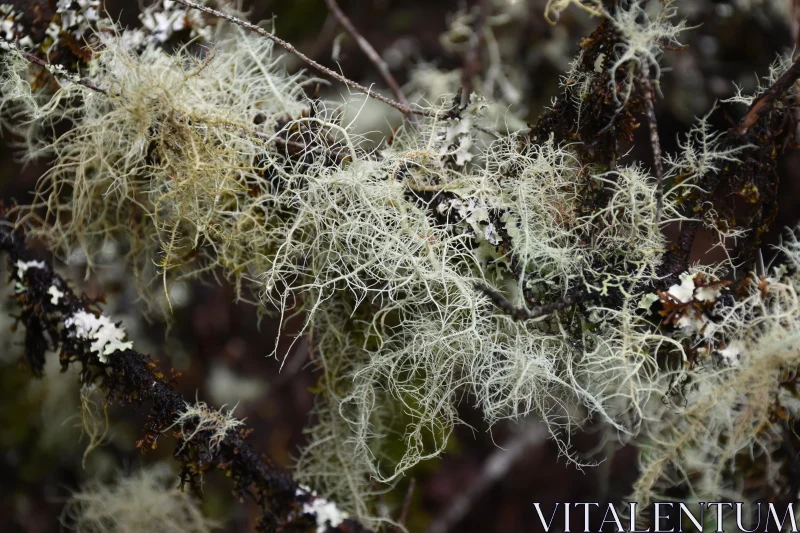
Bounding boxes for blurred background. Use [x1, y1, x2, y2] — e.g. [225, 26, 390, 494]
[0, 0, 797, 531]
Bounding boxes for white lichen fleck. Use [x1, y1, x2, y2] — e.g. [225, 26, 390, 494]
[15, 259, 46, 279]
[695, 284, 722, 302]
[48, 284, 65, 305]
[296, 486, 348, 533]
[637, 292, 659, 310]
[676, 311, 709, 336]
[716, 342, 742, 366]
[667, 271, 696, 303]
[64, 311, 133, 363]
[484, 223, 501, 245]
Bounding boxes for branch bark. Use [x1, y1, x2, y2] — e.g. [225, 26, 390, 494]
[475, 283, 586, 321]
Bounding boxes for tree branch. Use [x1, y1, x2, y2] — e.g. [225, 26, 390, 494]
[475, 283, 586, 321]
[640, 76, 664, 226]
[0, 39, 109, 94]
[735, 53, 800, 136]
[0, 220, 371, 533]
[173, 0, 431, 119]
[424, 423, 548, 533]
[323, 0, 412, 117]
[460, 0, 487, 109]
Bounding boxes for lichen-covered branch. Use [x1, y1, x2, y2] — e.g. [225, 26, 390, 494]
[735, 54, 800, 136]
[0, 220, 371, 533]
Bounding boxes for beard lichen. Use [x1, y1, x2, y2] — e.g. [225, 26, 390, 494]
[2, 0, 800, 528]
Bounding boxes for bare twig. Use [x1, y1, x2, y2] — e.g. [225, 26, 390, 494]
[640, 76, 664, 225]
[475, 283, 585, 321]
[736, 53, 800, 136]
[173, 0, 431, 119]
[324, 0, 412, 115]
[0, 221, 372, 533]
[424, 424, 548, 533]
[792, 0, 800, 145]
[473, 123, 502, 138]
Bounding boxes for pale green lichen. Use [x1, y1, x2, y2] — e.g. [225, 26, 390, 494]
[61, 463, 219, 533]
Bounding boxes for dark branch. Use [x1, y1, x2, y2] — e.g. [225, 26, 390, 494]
[640, 76, 664, 225]
[475, 283, 585, 321]
[460, 0, 487, 109]
[735, 54, 800, 136]
[0, 220, 371, 533]
[0, 39, 109, 94]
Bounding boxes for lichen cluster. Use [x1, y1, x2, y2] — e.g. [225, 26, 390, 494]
[1, 0, 799, 529]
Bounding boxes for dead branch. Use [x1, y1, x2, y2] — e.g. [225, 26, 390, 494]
[424, 423, 548, 533]
[460, 0, 488, 109]
[0, 39, 109, 94]
[735, 53, 800, 136]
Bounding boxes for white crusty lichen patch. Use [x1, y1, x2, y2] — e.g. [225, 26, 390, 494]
[14, 259, 46, 279]
[48, 284, 65, 305]
[64, 311, 133, 363]
[296, 485, 348, 533]
[667, 271, 697, 303]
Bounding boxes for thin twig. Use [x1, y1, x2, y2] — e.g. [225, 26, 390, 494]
[640, 76, 664, 225]
[475, 283, 585, 321]
[173, 0, 431, 119]
[0, 40, 109, 94]
[736, 53, 800, 136]
[792, 0, 800, 145]
[474, 123, 502, 138]
[324, 0, 412, 115]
